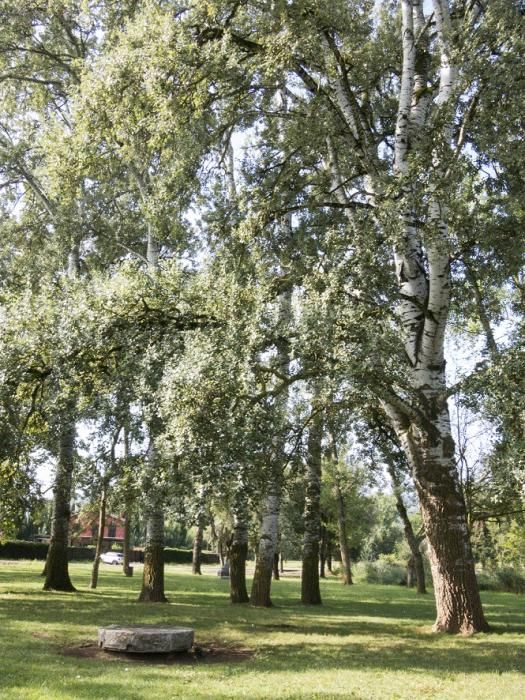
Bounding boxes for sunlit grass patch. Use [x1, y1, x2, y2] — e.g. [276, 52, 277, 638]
[0, 560, 524, 699]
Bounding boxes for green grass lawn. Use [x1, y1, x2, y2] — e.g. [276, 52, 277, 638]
[0, 561, 524, 699]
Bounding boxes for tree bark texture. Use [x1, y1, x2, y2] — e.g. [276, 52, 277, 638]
[138, 428, 167, 603]
[250, 275, 291, 606]
[379, 0, 488, 633]
[122, 428, 134, 577]
[138, 507, 167, 603]
[319, 524, 327, 579]
[192, 520, 204, 575]
[123, 504, 133, 577]
[326, 536, 333, 574]
[90, 482, 107, 589]
[250, 485, 280, 607]
[230, 510, 249, 604]
[192, 486, 206, 575]
[43, 419, 76, 592]
[334, 476, 353, 585]
[386, 400, 487, 632]
[301, 400, 323, 605]
[273, 551, 280, 580]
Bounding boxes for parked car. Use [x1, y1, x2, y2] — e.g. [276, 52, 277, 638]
[100, 551, 124, 565]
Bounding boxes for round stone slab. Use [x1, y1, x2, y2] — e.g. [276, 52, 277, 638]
[98, 624, 194, 653]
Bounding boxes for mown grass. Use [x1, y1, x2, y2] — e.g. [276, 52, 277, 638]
[0, 560, 524, 699]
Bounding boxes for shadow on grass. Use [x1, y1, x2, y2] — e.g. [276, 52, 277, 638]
[1, 562, 525, 700]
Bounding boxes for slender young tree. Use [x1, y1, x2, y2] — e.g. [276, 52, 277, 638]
[229, 478, 250, 604]
[43, 418, 76, 592]
[192, 486, 207, 575]
[301, 388, 323, 605]
[327, 435, 353, 586]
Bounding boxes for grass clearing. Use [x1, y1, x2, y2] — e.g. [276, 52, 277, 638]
[0, 560, 524, 699]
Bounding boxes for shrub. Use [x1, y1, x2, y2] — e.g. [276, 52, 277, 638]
[358, 557, 407, 585]
[495, 568, 525, 594]
[476, 568, 525, 593]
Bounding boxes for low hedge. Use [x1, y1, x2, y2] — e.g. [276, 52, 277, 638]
[0, 540, 219, 565]
[163, 547, 219, 565]
[0, 540, 94, 561]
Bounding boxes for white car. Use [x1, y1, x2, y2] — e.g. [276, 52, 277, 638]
[100, 551, 124, 565]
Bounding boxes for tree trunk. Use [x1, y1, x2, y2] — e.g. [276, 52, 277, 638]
[333, 475, 353, 585]
[230, 510, 249, 604]
[122, 504, 133, 577]
[378, 0, 488, 634]
[407, 556, 416, 588]
[418, 447, 483, 630]
[396, 496, 426, 594]
[389, 465, 426, 595]
[273, 551, 280, 580]
[386, 401, 488, 632]
[326, 535, 333, 574]
[122, 426, 134, 577]
[43, 419, 76, 592]
[138, 427, 167, 603]
[192, 485, 207, 575]
[138, 507, 167, 603]
[319, 524, 327, 579]
[90, 482, 107, 589]
[192, 519, 204, 575]
[250, 484, 280, 607]
[301, 399, 323, 605]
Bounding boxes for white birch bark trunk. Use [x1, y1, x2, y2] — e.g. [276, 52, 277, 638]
[249, 284, 291, 606]
[250, 87, 292, 606]
[136, 171, 167, 599]
[380, 0, 488, 633]
[250, 485, 280, 607]
[138, 427, 167, 602]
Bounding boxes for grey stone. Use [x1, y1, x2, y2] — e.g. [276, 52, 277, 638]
[98, 624, 194, 653]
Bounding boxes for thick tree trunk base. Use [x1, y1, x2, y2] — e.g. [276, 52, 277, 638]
[192, 521, 204, 575]
[386, 399, 489, 634]
[43, 544, 76, 592]
[433, 617, 490, 635]
[415, 553, 426, 595]
[138, 543, 167, 603]
[341, 571, 353, 585]
[302, 552, 322, 605]
[230, 541, 249, 604]
[250, 558, 273, 607]
[273, 552, 280, 581]
[431, 573, 490, 635]
[90, 561, 100, 590]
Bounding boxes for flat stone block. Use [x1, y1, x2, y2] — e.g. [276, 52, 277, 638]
[98, 624, 194, 653]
